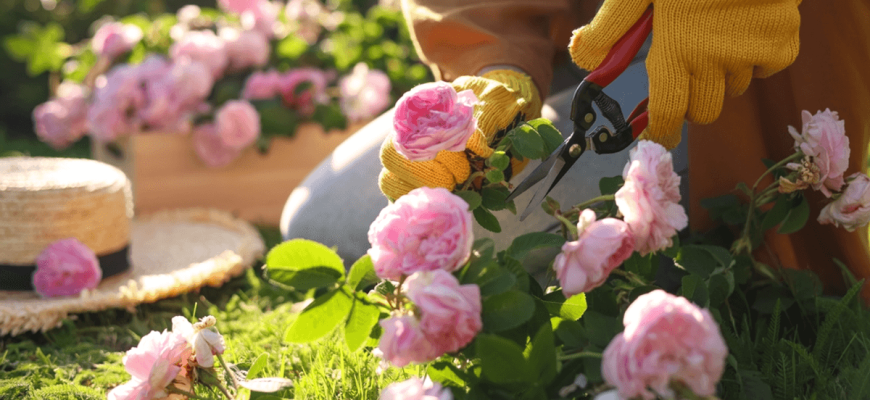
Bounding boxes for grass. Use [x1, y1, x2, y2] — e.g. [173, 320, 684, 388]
[0, 227, 420, 400]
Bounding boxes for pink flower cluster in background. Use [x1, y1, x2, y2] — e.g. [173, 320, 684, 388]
[392, 81, 479, 162]
[378, 270, 481, 367]
[367, 187, 474, 280]
[193, 100, 261, 167]
[379, 377, 453, 400]
[32, 238, 102, 298]
[33, 82, 90, 150]
[92, 22, 143, 60]
[602, 290, 727, 400]
[554, 209, 633, 297]
[340, 62, 391, 123]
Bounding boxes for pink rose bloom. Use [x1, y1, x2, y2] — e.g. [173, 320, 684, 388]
[243, 70, 282, 100]
[88, 63, 151, 141]
[219, 0, 277, 38]
[554, 209, 634, 297]
[221, 28, 270, 72]
[33, 82, 89, 150]
[340, 63, 391, 123]
[172, 316, 225, 368]
[32, 238, 102, 297]
[170, 30, 228, 79]
[392, 82, 478, 162]
[615, 140, 688, 256]
[192, 123, 243, 167]
[107, 330, 191, 400]
[405, 270, 482, 355]
[379, 378, 453, 400]
[378, 316, 441, 367]
[787, 109, 850, 197]
[215, 100, 260, 150]
[818, 173, 870, 231]
[139, 59, 214, 133]
[602, 290, 727, 400]
[92, 22, 143, 59]
[278, 68, 331, 117]
[367, 187, 474, 280]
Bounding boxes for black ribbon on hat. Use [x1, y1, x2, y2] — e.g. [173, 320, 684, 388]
[0, 246, 131, 291]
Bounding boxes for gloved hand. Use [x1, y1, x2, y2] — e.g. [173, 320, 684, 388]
[570, 0, 801, 149]
[378, 69, 542, 200]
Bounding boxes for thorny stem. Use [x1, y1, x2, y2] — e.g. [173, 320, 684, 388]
[558, 351, 602, 361]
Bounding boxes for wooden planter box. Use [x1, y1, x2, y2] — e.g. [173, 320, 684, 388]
[93, 122, 365, 226]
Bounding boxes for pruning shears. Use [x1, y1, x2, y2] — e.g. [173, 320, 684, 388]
[506, 7, 654, 221]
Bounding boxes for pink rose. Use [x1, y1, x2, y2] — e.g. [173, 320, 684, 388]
[192, 123, 243, 167]
[340, 63, 391, 123]
[221, 28, 270, 72]
[172, 316, 225, 368]
[285, 0, 325, 44]
[615, 140, 688, 256]
[787, 109, 850, 197]
[367, 187, 474, 280]
[392, 81, 478, 162]
[108, 330, 191, 400]
[405, 270, 482, 355]
[92, 22, 143, 59]
[818, 173, 870, 231]
[378, 316, 441, 367]
[220, 0, 277, 37]
[33, 82, 89, 150]
[243, 70, 282, 100]
[32, 238, 102, 298]
[278, 68, 331, 117]
[170, 30, 228, 79]
[553, 209, 634, 297]
[602, 290, 727, 400]
[215, 100, 260, 150]
[88, 63, 150, 141]
[379, 378, 453, 400]
[139, 59, 214, 133]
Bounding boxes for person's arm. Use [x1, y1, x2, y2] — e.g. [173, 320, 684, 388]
[401, 0, 570, 99]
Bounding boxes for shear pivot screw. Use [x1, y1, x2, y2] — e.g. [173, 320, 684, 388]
[569, 144, 582, 158]
[599, 132, 608, 142]
[584, 113, 594, 123]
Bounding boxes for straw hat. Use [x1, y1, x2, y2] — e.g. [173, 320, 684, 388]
[0, 157, 265, 336]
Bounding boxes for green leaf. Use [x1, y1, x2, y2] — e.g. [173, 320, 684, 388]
[509, 125, 545, 159]
[598, 176, 625, 196]
[427, 362, 468, 387]
[247, 353, 270, 379]
[761, 195, 792, 231]
[527, 324, 557, 385]
[346, 255, 379, 291]
[256, 101, 299, 137]
[78, 0, 106, 12]
[543, 293, 587, 321]
[481, 186, 510, 211]
[3, 36, 34, 60]
[265, 239, 345, 291]
[527, 118, 564, 155]
[344, 295, 380, 351]
[473, 207, 502, 233]
[284, 288, 353, 343]
[313, 104, 348, 132]
[276, 35, 309, 59]
[487, 151, 511, 171]
[476, 335, 534, 384]
[476, 266, 516, 297]
[542, 196, 560, 215]
[708, 273, 733, 306]
[583, 310, 623, 348]
[681, 275, 709, 307]
[482, 290, 535, 332]
[674, 245, 718, 279]
[623, 252, 656, 281]
[699, 194, 741, 222]
[777, 195, 810, 234]
[552, 317, 585, 348]
[501, 255, 530, 292]
[506, 232, 566, 260]
[455, 190, 482, 210]
[485, 169, 505, 184]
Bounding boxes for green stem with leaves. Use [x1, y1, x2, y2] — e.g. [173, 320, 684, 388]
[558, 351, 602, 361]
[570, 194, 616, 211]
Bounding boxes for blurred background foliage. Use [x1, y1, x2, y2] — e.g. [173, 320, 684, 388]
[0, 0, 429, 157]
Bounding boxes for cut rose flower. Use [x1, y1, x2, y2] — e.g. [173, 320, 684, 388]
[787, 109, 850, 197]
[367, 187, 474, 280]
[602, 290, 727, 400]
[818, 172, 870, 231]
[92, 22, 143, 60]
[553, 209, 634, 297]
[339, 62, 391, 123]
[377, 316, 441, 367]
[616, 140, 687, 255]
[108, 330, 191, 400]
[379, 377, 453, 400]
[171, 315, 226, 368]
[32, 238, 102, 297]
[392, 81, 478, 162]
[404, 270, 482, 355]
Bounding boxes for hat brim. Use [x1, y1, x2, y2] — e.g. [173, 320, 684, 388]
[0, 208, 265, 336]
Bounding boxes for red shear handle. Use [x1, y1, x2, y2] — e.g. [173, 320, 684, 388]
[585, 7, 653, 88]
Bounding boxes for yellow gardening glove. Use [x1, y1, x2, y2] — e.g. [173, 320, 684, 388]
[379, 69, 542, 200]
[570, 0, 801, 149]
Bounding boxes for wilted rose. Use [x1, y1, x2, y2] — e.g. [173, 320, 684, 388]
[92, 22, 143, 59]
[788, 109, 850, 197]
[616, 140, 687, 255]
[404, 270, 481, 355]
[33, 82, 89, 150]
[392, 82, 478, 162]
[171, 315, 225, 368]
[340, 62, 391, 123]
[818, 173, 870, 231]
[367, 187, 473, 280]
[554, 209, 634, 297]
[107, 330, 191, 400]
[602, 290, 727, 400]
[32, 238, 102, 298]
